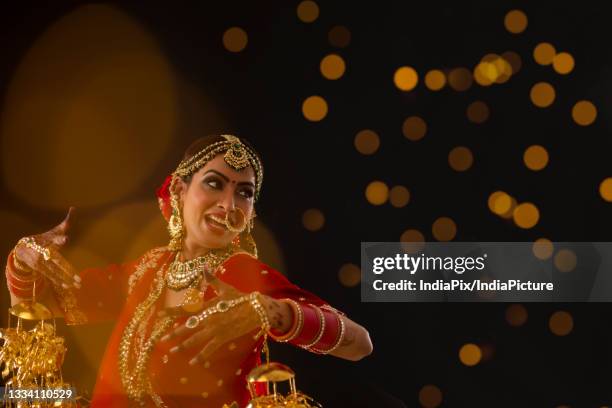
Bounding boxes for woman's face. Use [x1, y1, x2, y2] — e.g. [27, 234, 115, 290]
[177, 154, 256, 250]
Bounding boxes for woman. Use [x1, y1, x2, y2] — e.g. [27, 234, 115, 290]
[5, 134, 373, 407]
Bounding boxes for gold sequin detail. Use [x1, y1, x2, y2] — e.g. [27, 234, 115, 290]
[180, 377, 188, 385]
[162, 355, 169, 364]
[204, 361, 211, 368]
[260, 269, 268, 275]
[235, 369, 242, 376]
[217, 379, 224, 387]
[201, 392, 209, 398]
[228, 342, 236, 351]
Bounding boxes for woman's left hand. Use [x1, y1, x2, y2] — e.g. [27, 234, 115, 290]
[159, 273, 266, 366]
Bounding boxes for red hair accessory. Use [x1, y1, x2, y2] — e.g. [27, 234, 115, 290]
[156, 175, 173, 222]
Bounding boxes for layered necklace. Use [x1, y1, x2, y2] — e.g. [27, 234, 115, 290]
[165, 245, 237, 291]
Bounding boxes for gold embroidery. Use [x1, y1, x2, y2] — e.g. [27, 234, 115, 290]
[128, 247, 167, 295]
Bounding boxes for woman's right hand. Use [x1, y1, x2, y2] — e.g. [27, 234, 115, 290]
[13, 207, 81, 290]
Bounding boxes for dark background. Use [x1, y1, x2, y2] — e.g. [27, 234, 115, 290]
[1, 1, 611, 407]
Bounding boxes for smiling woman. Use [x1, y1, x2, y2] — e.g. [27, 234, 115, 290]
[5, 134, 373, 407]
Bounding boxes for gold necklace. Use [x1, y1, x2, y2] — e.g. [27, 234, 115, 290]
[165, 245, 237, 291]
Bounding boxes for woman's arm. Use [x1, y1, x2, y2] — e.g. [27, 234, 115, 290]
[261, 296, 373, 361]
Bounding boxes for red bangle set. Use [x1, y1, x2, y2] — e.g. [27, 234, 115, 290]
[5, 250, 45, 300]
[269, 299, 345, 355]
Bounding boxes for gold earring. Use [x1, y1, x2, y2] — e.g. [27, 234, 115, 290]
[168, 178, 184, 251]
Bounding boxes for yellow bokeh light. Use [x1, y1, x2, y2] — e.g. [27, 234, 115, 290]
[320, 54, 346, 80]
[419, 385, 443, 408]
[554, 249, 577, 272]
[533, 42, 556, 66]
[448, 67, 473, 91]
[365, 181, 389, 205]
[400, 229, 425, 254]
[553, 52, 575, 75]
[523, 145, 549, 171]
[424, 69, 446, 91]
[505, 304, 528, 327]
[0, 4, 176, 210]
[338, 263, 361, 287]
[354, 129, 380, 155]
[448, 146, 473, 171]
[549, 311, 574, 336]
[488, 191, 513, 216]
[600, 178, 612, 202]
[402, 116, 427, 141]
[222, 27, 248, 52]
[302, 208, 325, 231]
[297, 0, 319, 23]
[572, 100, 597, 126]
[389, 186, 410, 208]
[432, 217, 457, 241]
[467, 101, 490, 124]
[459, 343, 482, 366]
[328, 25, 351, 48]
[394, 66, 419, 91]
[504, 10, 528, 34]
[302, 95, 328, 121]
[530, 82, 556, 108]
[502, 51, 522, 74]
[513, 202, 540, 229]
[473, 62, 495, 86]
[533, 238, 554, 260]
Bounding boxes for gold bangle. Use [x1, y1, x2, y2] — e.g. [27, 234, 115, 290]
[312, 312, 346, 354]
[300, 304, 325, 349]
[11, 250, 33, 276]
[269, 298, 303, 342]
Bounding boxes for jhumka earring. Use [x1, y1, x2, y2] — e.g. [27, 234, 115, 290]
[167, 178, 184, 251]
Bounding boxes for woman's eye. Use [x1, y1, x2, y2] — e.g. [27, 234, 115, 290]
[204, 178, 222, 189]
[239, 189, 254, 199]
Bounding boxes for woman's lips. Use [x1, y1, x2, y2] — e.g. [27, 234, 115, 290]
[205, 214, 227, 233]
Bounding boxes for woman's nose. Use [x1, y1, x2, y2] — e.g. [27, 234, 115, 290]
[217, 188, 235, 211]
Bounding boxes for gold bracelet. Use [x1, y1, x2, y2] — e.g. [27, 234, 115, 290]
[249, 292, 271, 334]
[18, 237, 51, 261]
[185, 294, 251, 329]
[300, 304, 325, 349]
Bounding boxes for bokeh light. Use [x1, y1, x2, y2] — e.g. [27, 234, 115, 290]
[328, 25, 351, 48]
[338, 263, 361, 287]
[302, 95, 328, 121]
[513, 202, 540, 229]
[400, 229, 425, 254]
[424, 69, 446, 91]
[389, 186, 410, 208]
[448, 146, 474, 171]
[523, 145, 549, 171]
[572, 100, 597, 126]
[502, 51, 522, 74]
[459, 343, 482, 366]
[418, 385, 443, 408]
[554, 249, 577, 273]
[533, 42, 556, 66]
[467, 101, 490, 124]
[320, 54, 346, 80]
[504, 10, 528, 34]
[394, 66, 419, 91]
[530, 82, 556, 108]
[0, 4, 176, 210]
[549, 311, 574, 336]
[533, 238, 554, 260]
[297, 1, 319, 23]
[448, 67, 473, 91]
[488, 191, 513, 216]
[302, 208, 325, 231]
[432, 217, 457, 241]
[222, 27, 248, 52]
[365, 181, 389, 205]
[552, 52, 575, 75]
[600, 178, 612, 202]
[505, 304, 528, 327]
[354, 129, 380, 155]
[402, 116, 427, 141]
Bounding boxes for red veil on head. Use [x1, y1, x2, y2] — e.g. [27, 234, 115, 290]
[156, 174, 173, 222]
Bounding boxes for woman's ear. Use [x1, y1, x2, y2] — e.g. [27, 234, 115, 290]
[172, 177, 188, 202]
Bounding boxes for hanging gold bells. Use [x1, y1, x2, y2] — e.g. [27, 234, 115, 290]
[0, 301, 77, 407]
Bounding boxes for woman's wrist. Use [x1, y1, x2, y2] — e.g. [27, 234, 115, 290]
[260, 295, 293, 334]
